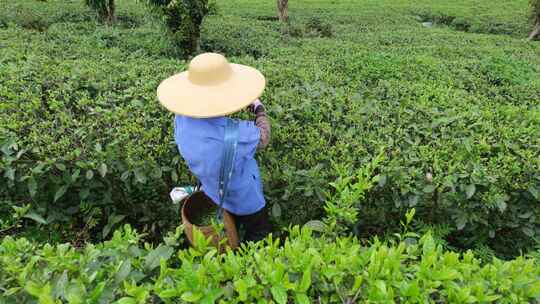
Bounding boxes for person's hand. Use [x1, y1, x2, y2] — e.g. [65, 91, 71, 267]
[249, 99, 264, 113]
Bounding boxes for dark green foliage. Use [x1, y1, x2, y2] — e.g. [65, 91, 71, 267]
[279, 17, 333, 39]
[207, 0, 219, 16]
[304, 17, 333, 37]
[0, 1, 106, 31]
[0, 2, 52, 31]
[201, 16, 282, 58]
[146, 0, 209, 57]
[1, 225, 539, 302]
[85, 0, 116, 24]
[416, 9, 525, 36]
[450, 17, 471, 32]
[280, 22, 304, 38]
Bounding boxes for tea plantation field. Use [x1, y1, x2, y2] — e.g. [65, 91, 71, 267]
[1, 0, 540, 302]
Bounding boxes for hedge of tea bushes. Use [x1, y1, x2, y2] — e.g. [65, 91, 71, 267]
[1, 0, 540, 254]
[1, 225, 539, 303]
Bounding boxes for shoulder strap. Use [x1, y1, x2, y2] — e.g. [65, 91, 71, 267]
[217, 119, 239, 220]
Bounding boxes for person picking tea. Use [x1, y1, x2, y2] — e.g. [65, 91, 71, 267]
[157, 53, 272, 242]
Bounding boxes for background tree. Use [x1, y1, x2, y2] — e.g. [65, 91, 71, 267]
[146, 0, 209, 57]
[85, 0, 116, 25]
[277, 0, 288, 22]
[530, 0, 540, 40]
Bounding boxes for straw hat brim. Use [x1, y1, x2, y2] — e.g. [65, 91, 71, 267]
[157, 64, 266, 118]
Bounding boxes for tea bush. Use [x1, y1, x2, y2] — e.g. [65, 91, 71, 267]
[146, 0, 210, 57]
[304, 17, 333, 38]
[1, 225, 539, 303]
[0, 1, 98, 30]
[1, 0, 540, 256]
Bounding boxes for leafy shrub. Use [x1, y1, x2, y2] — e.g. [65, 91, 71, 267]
[450, 17, 471, 32]
[415, 9, 524, 36]
[280, 22, 304, 38]
[201, 16, 283, 58]
[85, 0, 116, 25]
[416, 10, 456, 26]
[146, 0, 210, 57]
[0, 1, 97, 31]
[304, 17, 333, 38]
[279, 17, 333, 39]
[0, 8, 51, 31]
[207, 0, 219, 16]
[321, 154, 384, 237]
[1, 225, 539, 303]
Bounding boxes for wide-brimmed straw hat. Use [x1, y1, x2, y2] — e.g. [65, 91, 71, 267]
[157, 53, 266, 118]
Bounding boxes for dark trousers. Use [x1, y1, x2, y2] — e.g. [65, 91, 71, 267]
[233, 206, 272, 243]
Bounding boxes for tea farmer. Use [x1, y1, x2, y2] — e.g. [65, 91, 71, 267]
[157, 52, 272, 242]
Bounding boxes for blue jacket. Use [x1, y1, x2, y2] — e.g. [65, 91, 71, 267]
[174, 115, 266, 215]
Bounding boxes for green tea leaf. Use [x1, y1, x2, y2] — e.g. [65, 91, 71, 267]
[456, 214, 467, 230]
[89, 281, 106, 302]
[103, 214, 126, 238]
[496, 200, 507, 213]
[4, 287, 22, 296]
[377, 174, 387, 187]
[144, 245, 173, 271]
[423, 185, 436, 193]
[151, 167, 162, 179]
[303, 220, 326, 232]
[518, 212, 532, 219]
[98, 163, 108, 178]
[294, 293, 310, 304]
[25, 282, 54, 304]
[80, 188, 90, 200]
[181, 292, 202, 302]
[115, 260, 132, 285]
[71, 169, 80, 182]
[116, 297, 136, 304]
[159, 289, 178, 298]
[201, 288, 222, 304]
[24, 281, 42, 298]
[28, 177, 37, 197]
[54, 185, 68, 202]
[65, 283, 85, 304]
[528, 186, 539, 201]
[271, 285, 287, 304]
[234, 279, 248, 301]
[272, 203, 282, 218]
[299, 265, 312, 292]
[465, 184, 476, 199]
[1, 139, 16, 155]
[23, 212, 48, 225]
[5, 168, 15, 181]
[525, 281, 540, 298]
[522, 226, 534, 237]
[134, 169, 146, 184]
[52, 270, 68, 299]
